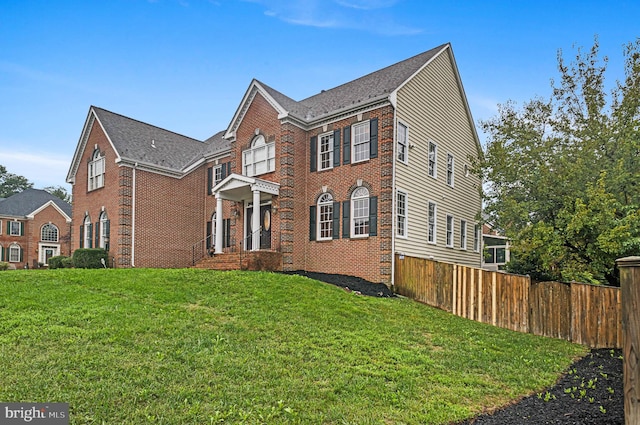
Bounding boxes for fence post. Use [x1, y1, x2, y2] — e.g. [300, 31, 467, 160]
[617, 256, 640, 425]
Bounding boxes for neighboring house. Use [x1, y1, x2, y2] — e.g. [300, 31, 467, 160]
[66, 42, 482, 285]
[0, 188, 72, 268]
[482, 223, 511, 271]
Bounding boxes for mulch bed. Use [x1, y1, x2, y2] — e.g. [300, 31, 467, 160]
[284, 271, 624, 425]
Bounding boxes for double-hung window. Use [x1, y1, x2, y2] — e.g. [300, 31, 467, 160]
[351, 187, 370, 237]
[396, 190, 408, 238]
[352, 122, 370, 163]
[8, 244, 21, 263]
[214, 165, 223, 184]
[317, 193, 334, 240]
[447, 154, 454, 187]
[427, 202, 437, 244]
[397, 122, 408, 163]
[243, 135, 275, 177]
[474, 224, 481, 252]
[88, 149, 105, 191]
[428, 142, 437, 178]
[318, 133, 334, 171]
[446, 215, 454, 247]
[83, 215, 92, 248]
[9, 221, 21, 236]
[99, 211, 109, 249]
[460, 219, 467, 249]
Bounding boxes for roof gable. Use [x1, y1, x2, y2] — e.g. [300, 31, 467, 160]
[0, 188, 71, 221]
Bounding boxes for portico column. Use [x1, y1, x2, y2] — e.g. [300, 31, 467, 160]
[214, 195, 224, 254]
[252, 189, 261, 251]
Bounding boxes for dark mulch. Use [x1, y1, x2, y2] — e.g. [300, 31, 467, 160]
[285, 271, 624, 424]
[457, 348, 624, 425]
[282, 270, 395, 297]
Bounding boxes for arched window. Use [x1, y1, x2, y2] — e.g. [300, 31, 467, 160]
[8, 243, 22, 263]
[317, 193, 334, 241]
[88, 149, 105, 191]
[82, 215, 92, 248]
[351, 187, 370, 237]
[41, 223, 59, 242]
[243, 134, 275, 177]
[99, 211, 109, 249]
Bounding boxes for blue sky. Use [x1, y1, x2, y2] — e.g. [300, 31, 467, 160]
[1, 0, 638, 189]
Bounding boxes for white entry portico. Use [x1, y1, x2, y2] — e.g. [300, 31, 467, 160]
[211, 173, 280, 254]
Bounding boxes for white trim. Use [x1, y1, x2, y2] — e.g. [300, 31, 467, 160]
[391, 44, 450, 99]
[427, 201, 437, 245]
[446, 152, 455, 188]
[396, 189, 408, 239]
[446, 214, 454, 248]
[317, 193, 334, 241]
[317, 131, 334, 171]
[460, 219, 467, 250]
[428, 141, 438, 179]
[396, 120, 409, 165]
[38, 243, 60, 266]
[351, 120, 371, 164]
[26, 200, 72, 223]
[350, 187, 370, 238]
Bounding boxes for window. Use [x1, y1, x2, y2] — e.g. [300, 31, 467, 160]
[243, 135, 275, 177]
[460, 219, 467, 249]
[352, 121, 370, 163]
[397, 122, 408, 163]
[9, 221, 22, 236]
[214, 165, 223, 184]
[427, 202, 437, 244]
[474, 224, 481, 252]
[83, 215, 92, 248]
[88, 149, 105, 191]
[318, 133, 334, 171]
[447, 154, 454, 187]
[485, 246, 507, 265]
[41, 223, 58, 242]
[428, 142, 437, 178]
[317, 193, 334, 240]
[8, 244, 21, 263]
[396, 190, 407, 237]
[99, 211, 109, 249]
[446, 215, 454, 247]
[351, 187, 370, 237]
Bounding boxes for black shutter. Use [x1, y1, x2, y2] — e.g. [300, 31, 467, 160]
[19, 247, 23, 262]
[206, 221, 212, 249]
[310, 136, 317, 172]
[222, 162, 229, 179]
[105, 220, 110, 252]
[333, 129, 341, 167]
[95, 221, 100, 248]
[309, 205, 316, 241]
[369, 196, 378, 236]
[207, 167, 213, 195]
[370, 118, 378, 159]
[79, 225, 84, 248]
[342, 200, 350, 238]
[332, 202, 340, 239]
[20, 222, 24, 236]
[88, 223, 93, 248]
[343, 126, 351, 164]
[224, 219, 231, 248]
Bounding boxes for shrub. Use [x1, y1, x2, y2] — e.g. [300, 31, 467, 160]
[72, 249, 109, 269]
[48, 256, 68, 270]
[0, 262, 9, 271]
[61, 257, 74, 268]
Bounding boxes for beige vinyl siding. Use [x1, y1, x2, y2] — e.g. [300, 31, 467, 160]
[394, 47, 482, 268]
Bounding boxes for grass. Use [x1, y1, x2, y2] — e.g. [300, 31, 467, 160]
[0, 269, 587, 424]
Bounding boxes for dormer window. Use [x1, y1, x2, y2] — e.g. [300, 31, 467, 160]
[243, 135, 275, 177]
[88, 149, 105, 191]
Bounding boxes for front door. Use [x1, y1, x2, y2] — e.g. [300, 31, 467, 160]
[245, 204, 271, 250]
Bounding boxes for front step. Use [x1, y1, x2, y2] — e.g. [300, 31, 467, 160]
[194, 251, 283, 272]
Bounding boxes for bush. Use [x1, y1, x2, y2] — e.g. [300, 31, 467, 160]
[61, 257, 74, 268]
[72, 249, 109, 269]
[48, 256, 68, 269]
[0, 262, 9, 271]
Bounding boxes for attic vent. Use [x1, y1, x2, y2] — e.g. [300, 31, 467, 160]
[321, 90, 326, 93]
[151, 139, 156, 148]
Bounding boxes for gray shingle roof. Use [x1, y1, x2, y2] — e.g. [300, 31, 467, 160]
[92, 107, 209, 171]
[0, 188, 71, 218]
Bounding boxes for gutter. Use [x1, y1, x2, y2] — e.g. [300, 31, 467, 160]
[390, 106, 397, 290]
[131, 163, 137, 267]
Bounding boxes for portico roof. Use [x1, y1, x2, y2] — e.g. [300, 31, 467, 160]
[212, 173, 280, 202]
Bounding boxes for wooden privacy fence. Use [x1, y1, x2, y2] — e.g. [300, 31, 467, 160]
[394, 254, 622, 348]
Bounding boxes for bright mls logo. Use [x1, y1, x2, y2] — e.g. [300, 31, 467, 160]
[1, 403, 68, 424]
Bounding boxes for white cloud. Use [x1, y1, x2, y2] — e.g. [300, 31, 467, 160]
[0, 149, 71, 189]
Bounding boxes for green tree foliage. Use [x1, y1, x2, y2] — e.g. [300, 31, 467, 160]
[478, 39, 640, 285]
[44, 185, 71, 203]
[0, 165, 33, 198]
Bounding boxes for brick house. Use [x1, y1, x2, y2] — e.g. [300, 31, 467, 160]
[0, 188, 72, 268]
[66, 43, 482, 285]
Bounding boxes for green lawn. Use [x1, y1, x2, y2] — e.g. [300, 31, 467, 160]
[0, 269, 586, 424]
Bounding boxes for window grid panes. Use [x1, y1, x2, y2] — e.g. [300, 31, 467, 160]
[447, 154, 454, 186]
[319, 133, 333, 171]
[41, 224, 58, 242]
[428, 202, 436, 243]
[88, 151, 105, 191]
[214, 166, 223, 184]
[352, 122, 370, 163]
[460, 220, 467, 249]
[397, 190, 407, 237]
[428, 142, 437, 177]
[446, 215, 454, 247]
[84, 215, 92, 249]
[243, 139, 275, 177]
[99, 212, 108, 249]
[352, 187, 369, 237]
[397, 123, 407, 163]
[9, 245, 20, 262]
[317, 193, 333, 240]
[9, 221, 21, 236]
[474, 224, 481, 252]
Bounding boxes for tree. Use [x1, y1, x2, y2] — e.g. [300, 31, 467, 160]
[44, 185, 72, 203]
[0, 165, 33, 198]
[478, 38, 640, 285]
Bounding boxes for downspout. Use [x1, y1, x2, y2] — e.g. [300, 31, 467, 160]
[131, 163, 137, 267]
[390, 98, 398, 290]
